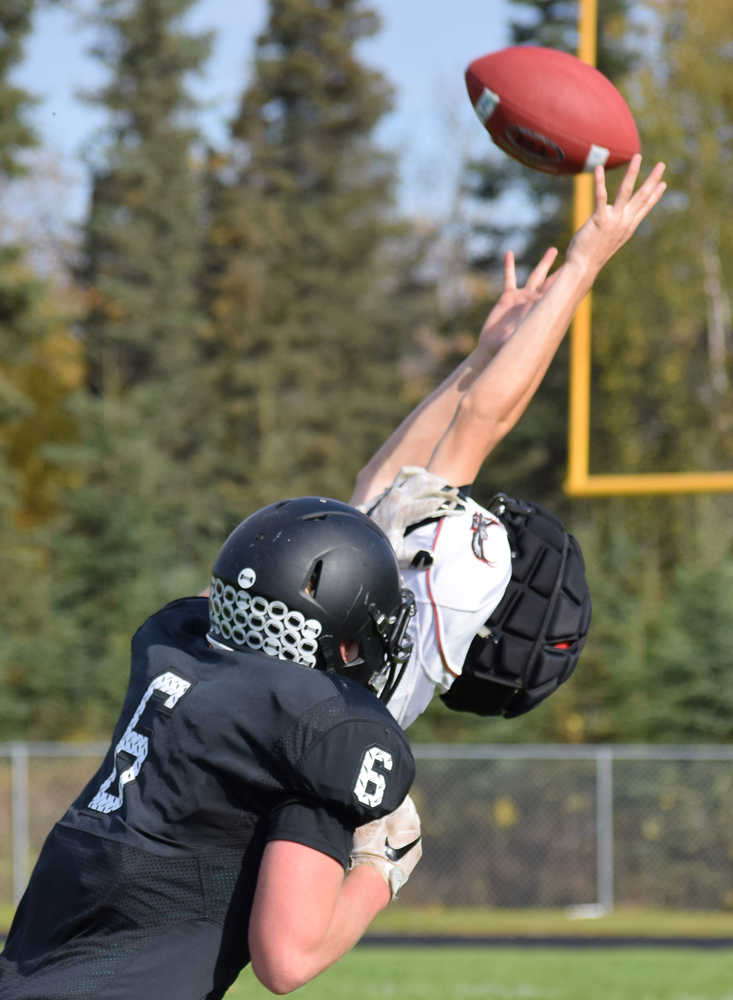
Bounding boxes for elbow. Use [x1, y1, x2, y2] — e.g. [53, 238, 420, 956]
[251, 957, 304, 995]
[453, 389, 503, 433]
[447, 396, 505, 455]
[250, 939, 312, 995]
[459, 389, 520, 447]
[252, 971, 301, 995]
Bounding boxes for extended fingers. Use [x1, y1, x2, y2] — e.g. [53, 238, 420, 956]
[614, 152, 643, 207]
[630, 160, 667, 214]
[594, 163, 609, 212]
[526, 246, 559, 290]
[503, 250, 517, 291]
[600, 156, 667, 226]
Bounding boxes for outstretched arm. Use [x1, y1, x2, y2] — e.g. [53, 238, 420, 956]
[426, 156, 666, 484]
[352, 155, 666, 502]
[350, 246, 558, 507]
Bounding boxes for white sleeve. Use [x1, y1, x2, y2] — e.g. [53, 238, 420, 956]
[385, 658, 440, 730]
[385, 499, 512, 729]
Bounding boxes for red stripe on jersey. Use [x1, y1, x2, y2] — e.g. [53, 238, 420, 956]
[424, 518, 460, 678]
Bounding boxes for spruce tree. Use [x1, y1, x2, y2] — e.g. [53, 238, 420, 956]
[0, 0, 39, 436]
[511, 0, 733, 744]
[39, 0, 215, 737]
[78, 0, 210, 406]
[201, 0, 419, 518]
[0, 1, 84, 737]
[591, 0, 733, 483]
[582, 0, 733, 741]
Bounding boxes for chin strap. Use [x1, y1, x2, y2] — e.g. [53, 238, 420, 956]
[336, 655, 373, 689]
[339, 652, 405, 705]
[364, 466, 465, 567]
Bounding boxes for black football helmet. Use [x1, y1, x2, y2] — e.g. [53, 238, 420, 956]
[207, 496, 415, 701]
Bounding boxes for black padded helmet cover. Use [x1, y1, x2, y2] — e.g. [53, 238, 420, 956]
[440, 494, 591, 718]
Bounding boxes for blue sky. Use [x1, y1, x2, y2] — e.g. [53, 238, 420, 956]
[13, 0, 517, 225]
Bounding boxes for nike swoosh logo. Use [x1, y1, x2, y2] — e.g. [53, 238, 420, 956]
[384, 835, 421, 862]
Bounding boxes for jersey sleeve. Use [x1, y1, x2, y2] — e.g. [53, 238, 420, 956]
[404, 501, 511, 684]
[268, 693, 415, 868]
[267, 801, 355, 867]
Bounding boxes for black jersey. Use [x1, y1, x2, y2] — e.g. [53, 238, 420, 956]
[0, 597, 414, 1000]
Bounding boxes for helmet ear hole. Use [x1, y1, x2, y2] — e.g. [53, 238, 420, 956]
[305, 560, 323, 598]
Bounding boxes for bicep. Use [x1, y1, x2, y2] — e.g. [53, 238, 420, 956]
[248, 841, 344, 979]
[249, 837, 391, 993]
[251, 839, 345, 936]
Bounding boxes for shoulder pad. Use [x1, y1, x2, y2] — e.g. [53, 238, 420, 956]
[132, 597, 209, 653]
[282, 680, 414, 824]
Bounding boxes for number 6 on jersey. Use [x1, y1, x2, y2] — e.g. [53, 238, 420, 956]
[354, 746, 393, 807]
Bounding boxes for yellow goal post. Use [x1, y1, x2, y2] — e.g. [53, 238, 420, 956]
[564, 0, 733, 497]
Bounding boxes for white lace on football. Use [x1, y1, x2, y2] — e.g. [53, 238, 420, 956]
[364, 466, 465, 567]
[208, 576, 322, 667]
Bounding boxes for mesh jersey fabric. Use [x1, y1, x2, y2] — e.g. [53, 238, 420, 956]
[0, 597, 414, 1000]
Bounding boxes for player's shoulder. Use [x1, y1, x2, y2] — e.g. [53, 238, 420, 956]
[405, 498, 511, 613]
[439, 495, 508, 552]
[132, 596, 209, 653]
[449, 496, 511, 569]
[289, 671, 413, 763]
[282, 673, 414, 821]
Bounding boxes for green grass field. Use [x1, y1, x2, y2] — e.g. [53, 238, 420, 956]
[368, 905, 733, 939]
[2, 904, 732, 999]
[226, 945, 733, 1000]
[2, 903, 732, 939]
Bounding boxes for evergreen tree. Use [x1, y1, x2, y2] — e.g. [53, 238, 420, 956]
[591, 0, 733, 483]
[0, 0, 39, 438]
[34, 0, 215, 737]
[0, 1, 85, 737]
[78, 0, 211, 406]
[201, 0, 422, 519]
[642, 556, 733, 742]
[582, 0, 733, 741]
[0, 1, 36, 177]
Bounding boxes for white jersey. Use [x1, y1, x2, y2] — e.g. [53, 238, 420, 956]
[386, 497, 511, 728]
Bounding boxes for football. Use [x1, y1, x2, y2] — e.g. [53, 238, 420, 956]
[465, 45, 640, 175]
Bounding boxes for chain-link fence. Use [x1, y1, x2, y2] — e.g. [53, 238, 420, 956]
[408, 745, 733, 911]
[2, 743, 732, 911]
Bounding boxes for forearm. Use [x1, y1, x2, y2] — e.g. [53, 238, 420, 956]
[351, 343, 493, 505]
[351, 248, 559, 506]
[473, 256, 594, 417]
[282, 864, 390, 988]
[427, 256, 593, 482]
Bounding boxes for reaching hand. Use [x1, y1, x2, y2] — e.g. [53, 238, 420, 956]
[566, 154, 667, 278]
[478, 245, 559, 353]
